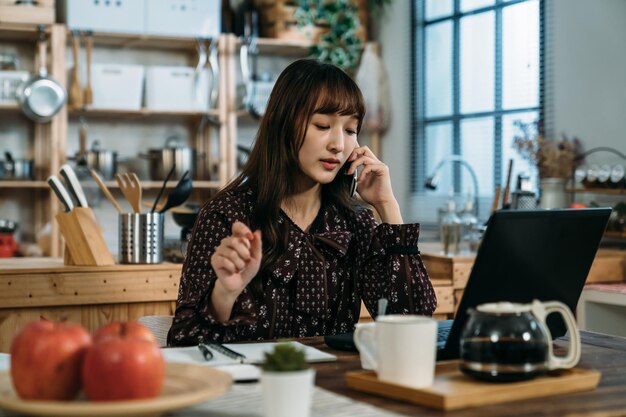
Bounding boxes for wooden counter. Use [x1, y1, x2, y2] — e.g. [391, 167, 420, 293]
[0, 258, 182, 353]
[419, 242, 626, 319]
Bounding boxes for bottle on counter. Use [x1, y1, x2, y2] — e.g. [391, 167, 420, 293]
[459, 197, 478, 253]
[440, 198, 461, 256]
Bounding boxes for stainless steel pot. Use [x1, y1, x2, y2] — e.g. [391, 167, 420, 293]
[16, 29, 66, 123]
[84, 141, 117, 180]
[143, 136, 197, 180]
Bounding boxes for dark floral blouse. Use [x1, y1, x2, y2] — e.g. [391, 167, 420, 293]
[167, 186, 437, 346]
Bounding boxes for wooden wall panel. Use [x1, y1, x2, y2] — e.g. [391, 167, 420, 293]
[0, 301, 176, 353]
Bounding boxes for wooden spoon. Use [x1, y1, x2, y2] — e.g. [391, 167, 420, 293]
[83, 31, 93, 105]
[69, 31, 83, 109]
[91, 169, 123, 213]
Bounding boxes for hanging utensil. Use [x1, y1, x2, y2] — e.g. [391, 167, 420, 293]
[207, 37, 220, 109]
[78, 117, 88, 165]
[90, 169, 123, 214]
[151, 163, 176, 213]
[159, 171, 192, 214]
[240, 6, 260, 118]
[193, 38, 208, 109]
[83, 31, 93, 106]
[69, 30, 83, 109]
[16, 26, 66, 123]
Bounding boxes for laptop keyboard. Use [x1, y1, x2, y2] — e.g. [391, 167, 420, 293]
[437, 319, 453, 349]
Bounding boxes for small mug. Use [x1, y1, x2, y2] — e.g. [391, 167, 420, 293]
[354, 315, 438, 389]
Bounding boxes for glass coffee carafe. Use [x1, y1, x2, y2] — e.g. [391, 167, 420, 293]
[459, 300, 580, 382]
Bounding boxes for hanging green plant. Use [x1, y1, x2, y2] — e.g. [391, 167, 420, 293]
[295, 0, 363, 73]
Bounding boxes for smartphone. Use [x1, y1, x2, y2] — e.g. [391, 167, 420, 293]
[342, 161, 358, 198]
[350, 169, 358, 197]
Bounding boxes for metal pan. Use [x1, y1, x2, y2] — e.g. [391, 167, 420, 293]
[17, 28, 66, 123]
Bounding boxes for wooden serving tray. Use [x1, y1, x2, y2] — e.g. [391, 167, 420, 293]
[345, 361, 601, 411]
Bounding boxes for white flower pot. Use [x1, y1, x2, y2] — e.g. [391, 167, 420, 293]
[261, 368, 315, 417]
[539, 178, 568, 209]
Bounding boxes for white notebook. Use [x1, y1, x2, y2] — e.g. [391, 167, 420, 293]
[162, 341, 337, 367]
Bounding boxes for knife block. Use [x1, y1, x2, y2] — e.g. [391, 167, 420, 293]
[56, 207, 115, 266]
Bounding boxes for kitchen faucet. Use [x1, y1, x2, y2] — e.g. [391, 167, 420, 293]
[424, 155, 480, 220]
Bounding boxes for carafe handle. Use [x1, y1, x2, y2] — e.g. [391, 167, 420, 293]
[531, 300, 581, 370]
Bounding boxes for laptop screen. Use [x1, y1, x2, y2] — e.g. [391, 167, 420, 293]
[440, 208, 611, 360]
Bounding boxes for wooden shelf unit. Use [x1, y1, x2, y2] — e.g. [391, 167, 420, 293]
[0, 22, 50, 42]
[68, 107, 220, 119]
[0, 23, 231, 257]
[567, 187, 626, 195]
[0, 23, 66, 256]
[0, 181, 49, 189]
[67, 30, 202, 51]
[1, 24, 370, 257]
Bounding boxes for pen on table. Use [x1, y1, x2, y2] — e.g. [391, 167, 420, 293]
[198, 342, 213, 361]
[208, 343, 247, 364]
[377, 298, 388, 318]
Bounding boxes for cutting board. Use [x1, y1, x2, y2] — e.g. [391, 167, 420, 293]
[345, 361, 601, 411]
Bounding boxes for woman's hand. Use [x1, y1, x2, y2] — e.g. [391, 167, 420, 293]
[211, 221, 262, 301]
[347, 145, 403, 224]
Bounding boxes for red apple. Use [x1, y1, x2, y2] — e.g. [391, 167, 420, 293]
[569, 203, 588, 209]
[92, 320, 156, 344]
[82, 322, 165, 401]
[10, 320, 92, 400]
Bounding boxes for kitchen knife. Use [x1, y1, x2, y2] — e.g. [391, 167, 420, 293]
[47, 175, 74, 212]
[59, 164, 88, 208]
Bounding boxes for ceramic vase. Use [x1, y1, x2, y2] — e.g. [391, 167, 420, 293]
[261, 368, 315, 417]
[539, 178, 568, 209]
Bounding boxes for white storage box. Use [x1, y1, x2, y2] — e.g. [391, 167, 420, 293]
[0, 71, 29, 105]
[145, 0, 221, 38]
[145, 66, 210, 111]
[59, 0, 145, 34]
[91, 64, 144, 110]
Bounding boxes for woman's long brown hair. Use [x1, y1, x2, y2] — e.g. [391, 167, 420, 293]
[217, 59, 365, 271]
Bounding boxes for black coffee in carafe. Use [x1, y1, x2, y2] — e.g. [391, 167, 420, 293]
[460, 338, 548, 382]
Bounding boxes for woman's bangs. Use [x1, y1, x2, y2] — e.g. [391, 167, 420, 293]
[313, 81, 364, 121]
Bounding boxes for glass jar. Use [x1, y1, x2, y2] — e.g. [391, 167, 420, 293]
[440, 199, 461, 256]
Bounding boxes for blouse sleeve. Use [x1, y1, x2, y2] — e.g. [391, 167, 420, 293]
[355, 209, 437, 318]
[167, 205, 257, 346]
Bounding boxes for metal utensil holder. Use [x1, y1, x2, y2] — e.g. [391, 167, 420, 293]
[119, 213, 164, 264]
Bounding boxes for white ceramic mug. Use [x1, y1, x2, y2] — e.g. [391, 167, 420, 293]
[354, 315, 438, 389]
[354, 322, 376, 370]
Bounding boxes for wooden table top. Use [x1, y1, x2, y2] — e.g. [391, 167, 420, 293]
[0, 258, 182, 274]
[305, 331, 626, 416]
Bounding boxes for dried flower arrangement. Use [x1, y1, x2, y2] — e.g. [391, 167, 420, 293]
[512, 120, 584, 179]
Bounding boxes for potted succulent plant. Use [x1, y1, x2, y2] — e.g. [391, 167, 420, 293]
[261, 343, 315, 417]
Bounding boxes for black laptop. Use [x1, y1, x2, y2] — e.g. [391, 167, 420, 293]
[325, 208, 612, 360]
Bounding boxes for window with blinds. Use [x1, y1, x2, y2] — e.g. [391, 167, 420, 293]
[411, 0, 543, 223]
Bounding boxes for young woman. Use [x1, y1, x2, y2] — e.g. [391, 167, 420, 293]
[167, 59, 436, 345]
